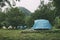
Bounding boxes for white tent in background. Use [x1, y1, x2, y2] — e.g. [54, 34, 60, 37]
[2, 26, 6, 29]
[8, 25, 12, 29]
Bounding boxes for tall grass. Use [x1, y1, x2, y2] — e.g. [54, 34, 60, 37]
[0, 29, 60, 40]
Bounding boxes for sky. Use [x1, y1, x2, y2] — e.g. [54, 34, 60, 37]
[15, 0, 40, 12]
[15, 0, 49, 12]
[2, 0, 49, 12]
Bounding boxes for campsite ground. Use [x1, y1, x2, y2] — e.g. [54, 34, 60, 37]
[0, 29, 60, 40]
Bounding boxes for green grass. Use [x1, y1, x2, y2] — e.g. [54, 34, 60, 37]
[0, 29, 60, 40]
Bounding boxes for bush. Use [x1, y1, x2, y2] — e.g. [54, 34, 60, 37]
[54, 17, 60, 29]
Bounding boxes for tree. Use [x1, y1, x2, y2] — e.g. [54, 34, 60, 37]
[0, 0, 20, 12]
[24, 16, 34, 28]
[54, 17, 60, 28]
[53, 0, 60, 17]
[5, 7, 25, 28]
[0, 12, 6, 28]
[53, 0, 60, 28]
[0, 0, 20, 7]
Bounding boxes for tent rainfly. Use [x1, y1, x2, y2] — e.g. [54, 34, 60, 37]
[32, 19, 52, 30]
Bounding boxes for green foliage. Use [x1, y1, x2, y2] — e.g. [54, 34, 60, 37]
[53, 0, 60, 28]
[5, 8, 25, 27]
[24, 16, 34, 28]
[54, 17, 60, 28]
[0, 7, 26, 28]
[0, 12, 6, 28]
[0, 7, 32, 28]
[0, 0, 3, 2]
[53, 0, 60, 17]
[53, 0, 60, 9]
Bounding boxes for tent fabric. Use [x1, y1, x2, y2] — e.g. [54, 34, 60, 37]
[32, 19, 52, 29]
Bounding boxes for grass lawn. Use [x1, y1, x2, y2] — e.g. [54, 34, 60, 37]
[0, 29, 60, 40]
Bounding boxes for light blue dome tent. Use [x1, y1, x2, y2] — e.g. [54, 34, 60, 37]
[32, 19, 52, 30]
